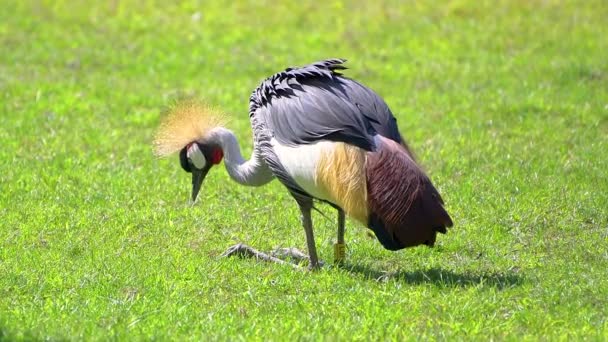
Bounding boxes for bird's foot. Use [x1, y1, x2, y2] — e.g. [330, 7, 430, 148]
[272, 247, 325, 268]
[221, 244, 324, 270]
[221, 243, 301, 269]
[271, 247, 308, 262]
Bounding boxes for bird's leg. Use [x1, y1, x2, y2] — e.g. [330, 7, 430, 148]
[335, 208, 346, 264]
[299, 202, 320, 270]
[222, 199, 322, 270]
[337, 208, 345, 244]
[222, 243, 301, 269]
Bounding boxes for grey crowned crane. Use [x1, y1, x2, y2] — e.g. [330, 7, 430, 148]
[154, 59, 453, 269]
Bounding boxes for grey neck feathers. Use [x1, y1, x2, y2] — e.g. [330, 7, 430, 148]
[206, 127, 274, 186]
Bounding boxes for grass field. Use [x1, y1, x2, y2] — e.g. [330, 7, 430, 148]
[1, 0, 607, 340]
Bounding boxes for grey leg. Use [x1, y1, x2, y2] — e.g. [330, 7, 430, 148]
[222, 198, 322, 270]
[299, 203, 320, 269]
[334, 208, 347, 264]
[337, 209, 345, 245]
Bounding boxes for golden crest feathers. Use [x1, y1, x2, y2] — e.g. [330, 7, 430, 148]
[153, 99, 227, 157]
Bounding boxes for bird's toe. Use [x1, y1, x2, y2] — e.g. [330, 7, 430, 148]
[307, 261, 325, 271]
[271, 247, 326, 268]
[272, 247, 308, 261]
[221, 243, 255, 258]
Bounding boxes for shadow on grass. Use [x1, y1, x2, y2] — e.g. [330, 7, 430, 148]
[339, 264, 523, 289]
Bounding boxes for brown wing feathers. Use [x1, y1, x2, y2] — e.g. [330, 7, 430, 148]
[366, 137, 453, 248]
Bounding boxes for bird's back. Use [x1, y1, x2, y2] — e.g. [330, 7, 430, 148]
[249, 59, 452, 250]
[249, 59, 402, 151]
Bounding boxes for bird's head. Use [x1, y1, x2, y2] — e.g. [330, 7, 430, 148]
[153, 99, 227, 203]
[179, 141, 224, 202]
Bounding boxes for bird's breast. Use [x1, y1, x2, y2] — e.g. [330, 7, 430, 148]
[271, 139, 368, 223]
[271, 139, 333, 200]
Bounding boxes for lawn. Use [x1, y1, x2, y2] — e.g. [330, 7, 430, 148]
[1, 0, 607, 340]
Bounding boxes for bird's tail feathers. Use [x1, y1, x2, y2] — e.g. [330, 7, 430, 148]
[366, 140, 452, 249]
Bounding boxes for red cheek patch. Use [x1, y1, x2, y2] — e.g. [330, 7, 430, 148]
[211, 149, 223, 164]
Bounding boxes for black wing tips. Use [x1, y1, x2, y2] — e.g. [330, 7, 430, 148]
[310, 58, 347, 68]
[286, 58, 348, 81]
[249, 58, 349, 114]
[311, 58, 348, 74]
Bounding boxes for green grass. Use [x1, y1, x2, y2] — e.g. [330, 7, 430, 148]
[1, 0, 607, 340]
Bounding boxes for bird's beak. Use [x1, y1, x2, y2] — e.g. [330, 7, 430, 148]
[190, 167, 210, 204]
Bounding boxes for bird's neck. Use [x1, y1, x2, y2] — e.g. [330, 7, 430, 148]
[207, 127, 274, 186]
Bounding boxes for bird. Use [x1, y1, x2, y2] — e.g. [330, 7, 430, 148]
[153, 58, 453, 269]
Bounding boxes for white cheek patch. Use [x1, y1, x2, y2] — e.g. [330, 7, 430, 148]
[187, 144, 207, 169]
